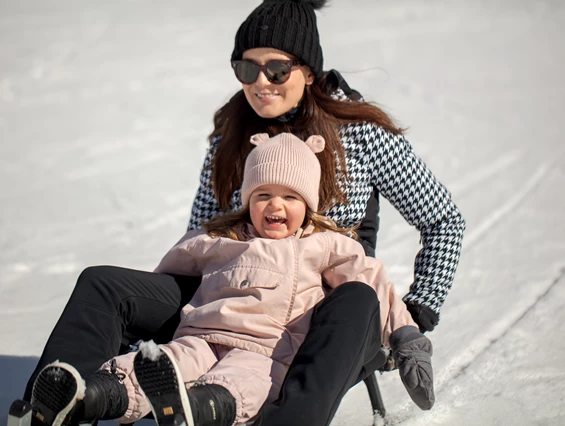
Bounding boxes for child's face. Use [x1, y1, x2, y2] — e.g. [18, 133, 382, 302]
[249, 184, 307, 239]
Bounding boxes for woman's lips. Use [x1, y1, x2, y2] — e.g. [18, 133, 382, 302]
[256, 93, 279, 104]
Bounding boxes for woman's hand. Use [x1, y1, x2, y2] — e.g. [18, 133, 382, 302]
[390, 325, 435, 410]
[406, 302, 439, 333]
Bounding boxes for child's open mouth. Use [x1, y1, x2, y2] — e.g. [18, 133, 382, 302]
[265, 215, 286, 226]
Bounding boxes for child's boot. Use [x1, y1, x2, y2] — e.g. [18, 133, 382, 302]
[30, 361, 128, 426]
[134, 342, 236, 426]
[186, 383, 237, 426]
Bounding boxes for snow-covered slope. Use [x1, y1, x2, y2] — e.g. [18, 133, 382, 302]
[1, 1, 564, 424]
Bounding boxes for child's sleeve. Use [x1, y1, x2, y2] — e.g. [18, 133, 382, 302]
[153, 230, 207, 276]
[321, 233, 418, 348]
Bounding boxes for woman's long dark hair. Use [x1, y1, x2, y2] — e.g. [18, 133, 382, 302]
[210, 73, 404, 212]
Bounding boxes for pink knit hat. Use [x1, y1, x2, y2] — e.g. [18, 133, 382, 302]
[241, 132, 325, 211]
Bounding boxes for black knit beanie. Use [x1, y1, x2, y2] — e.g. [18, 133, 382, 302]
[231, 0, 327, 80]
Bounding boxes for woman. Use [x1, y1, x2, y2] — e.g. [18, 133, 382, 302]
[24, 1, 465, 425]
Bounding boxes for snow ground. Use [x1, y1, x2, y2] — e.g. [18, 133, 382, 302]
[1, 0, 564, 425]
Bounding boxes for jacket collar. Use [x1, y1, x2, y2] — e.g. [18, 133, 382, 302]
[244, 223, 314, 240]
[274, 105, 300, 123]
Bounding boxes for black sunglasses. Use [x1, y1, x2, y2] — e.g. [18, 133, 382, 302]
[231, 59, 303, 85]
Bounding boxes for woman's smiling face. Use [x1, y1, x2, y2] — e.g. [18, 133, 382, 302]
[249, 184, 307, 239]
[241, 48, 314, 119]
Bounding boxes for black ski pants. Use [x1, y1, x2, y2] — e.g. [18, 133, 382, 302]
[24, 266, 382, 426]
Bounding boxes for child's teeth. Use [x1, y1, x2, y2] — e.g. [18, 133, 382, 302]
[267, 216, 285, 223]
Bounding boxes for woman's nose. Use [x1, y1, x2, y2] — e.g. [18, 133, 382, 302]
[254, 70, 271, 86]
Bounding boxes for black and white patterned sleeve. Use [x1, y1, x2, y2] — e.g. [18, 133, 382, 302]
[187, 136, 223, 231]
[367, 124, 466, 315]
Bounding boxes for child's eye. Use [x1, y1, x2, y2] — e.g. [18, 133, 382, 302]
[285, 195, 297, 200]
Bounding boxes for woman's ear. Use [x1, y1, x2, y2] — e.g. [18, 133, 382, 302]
[302, 66, 315, 86]
[305, 71, 315, 85]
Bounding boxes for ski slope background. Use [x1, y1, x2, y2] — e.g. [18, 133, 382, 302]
[1, 1, 564, 425]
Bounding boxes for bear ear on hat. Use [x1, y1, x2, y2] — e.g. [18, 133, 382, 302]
[250, 133, 270, 146]
[305, 135, 325, 153]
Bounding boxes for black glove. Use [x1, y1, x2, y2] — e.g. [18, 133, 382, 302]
[390, 325, 435, 410]
[406, 302, 439, 333]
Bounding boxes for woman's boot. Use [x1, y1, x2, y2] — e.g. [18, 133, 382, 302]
[80, 365, 129, 422]
[31, 362, 85, 426]
[134, 342, 236, 426]
[30, 361, 128, 426]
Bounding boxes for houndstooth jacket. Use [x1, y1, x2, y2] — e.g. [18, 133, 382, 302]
[187, 89, 466, 317]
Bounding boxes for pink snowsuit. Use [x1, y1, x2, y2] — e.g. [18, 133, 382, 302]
[104, 225, 417, 424]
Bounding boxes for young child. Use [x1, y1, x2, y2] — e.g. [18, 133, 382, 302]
[30, 133, 435, 426]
